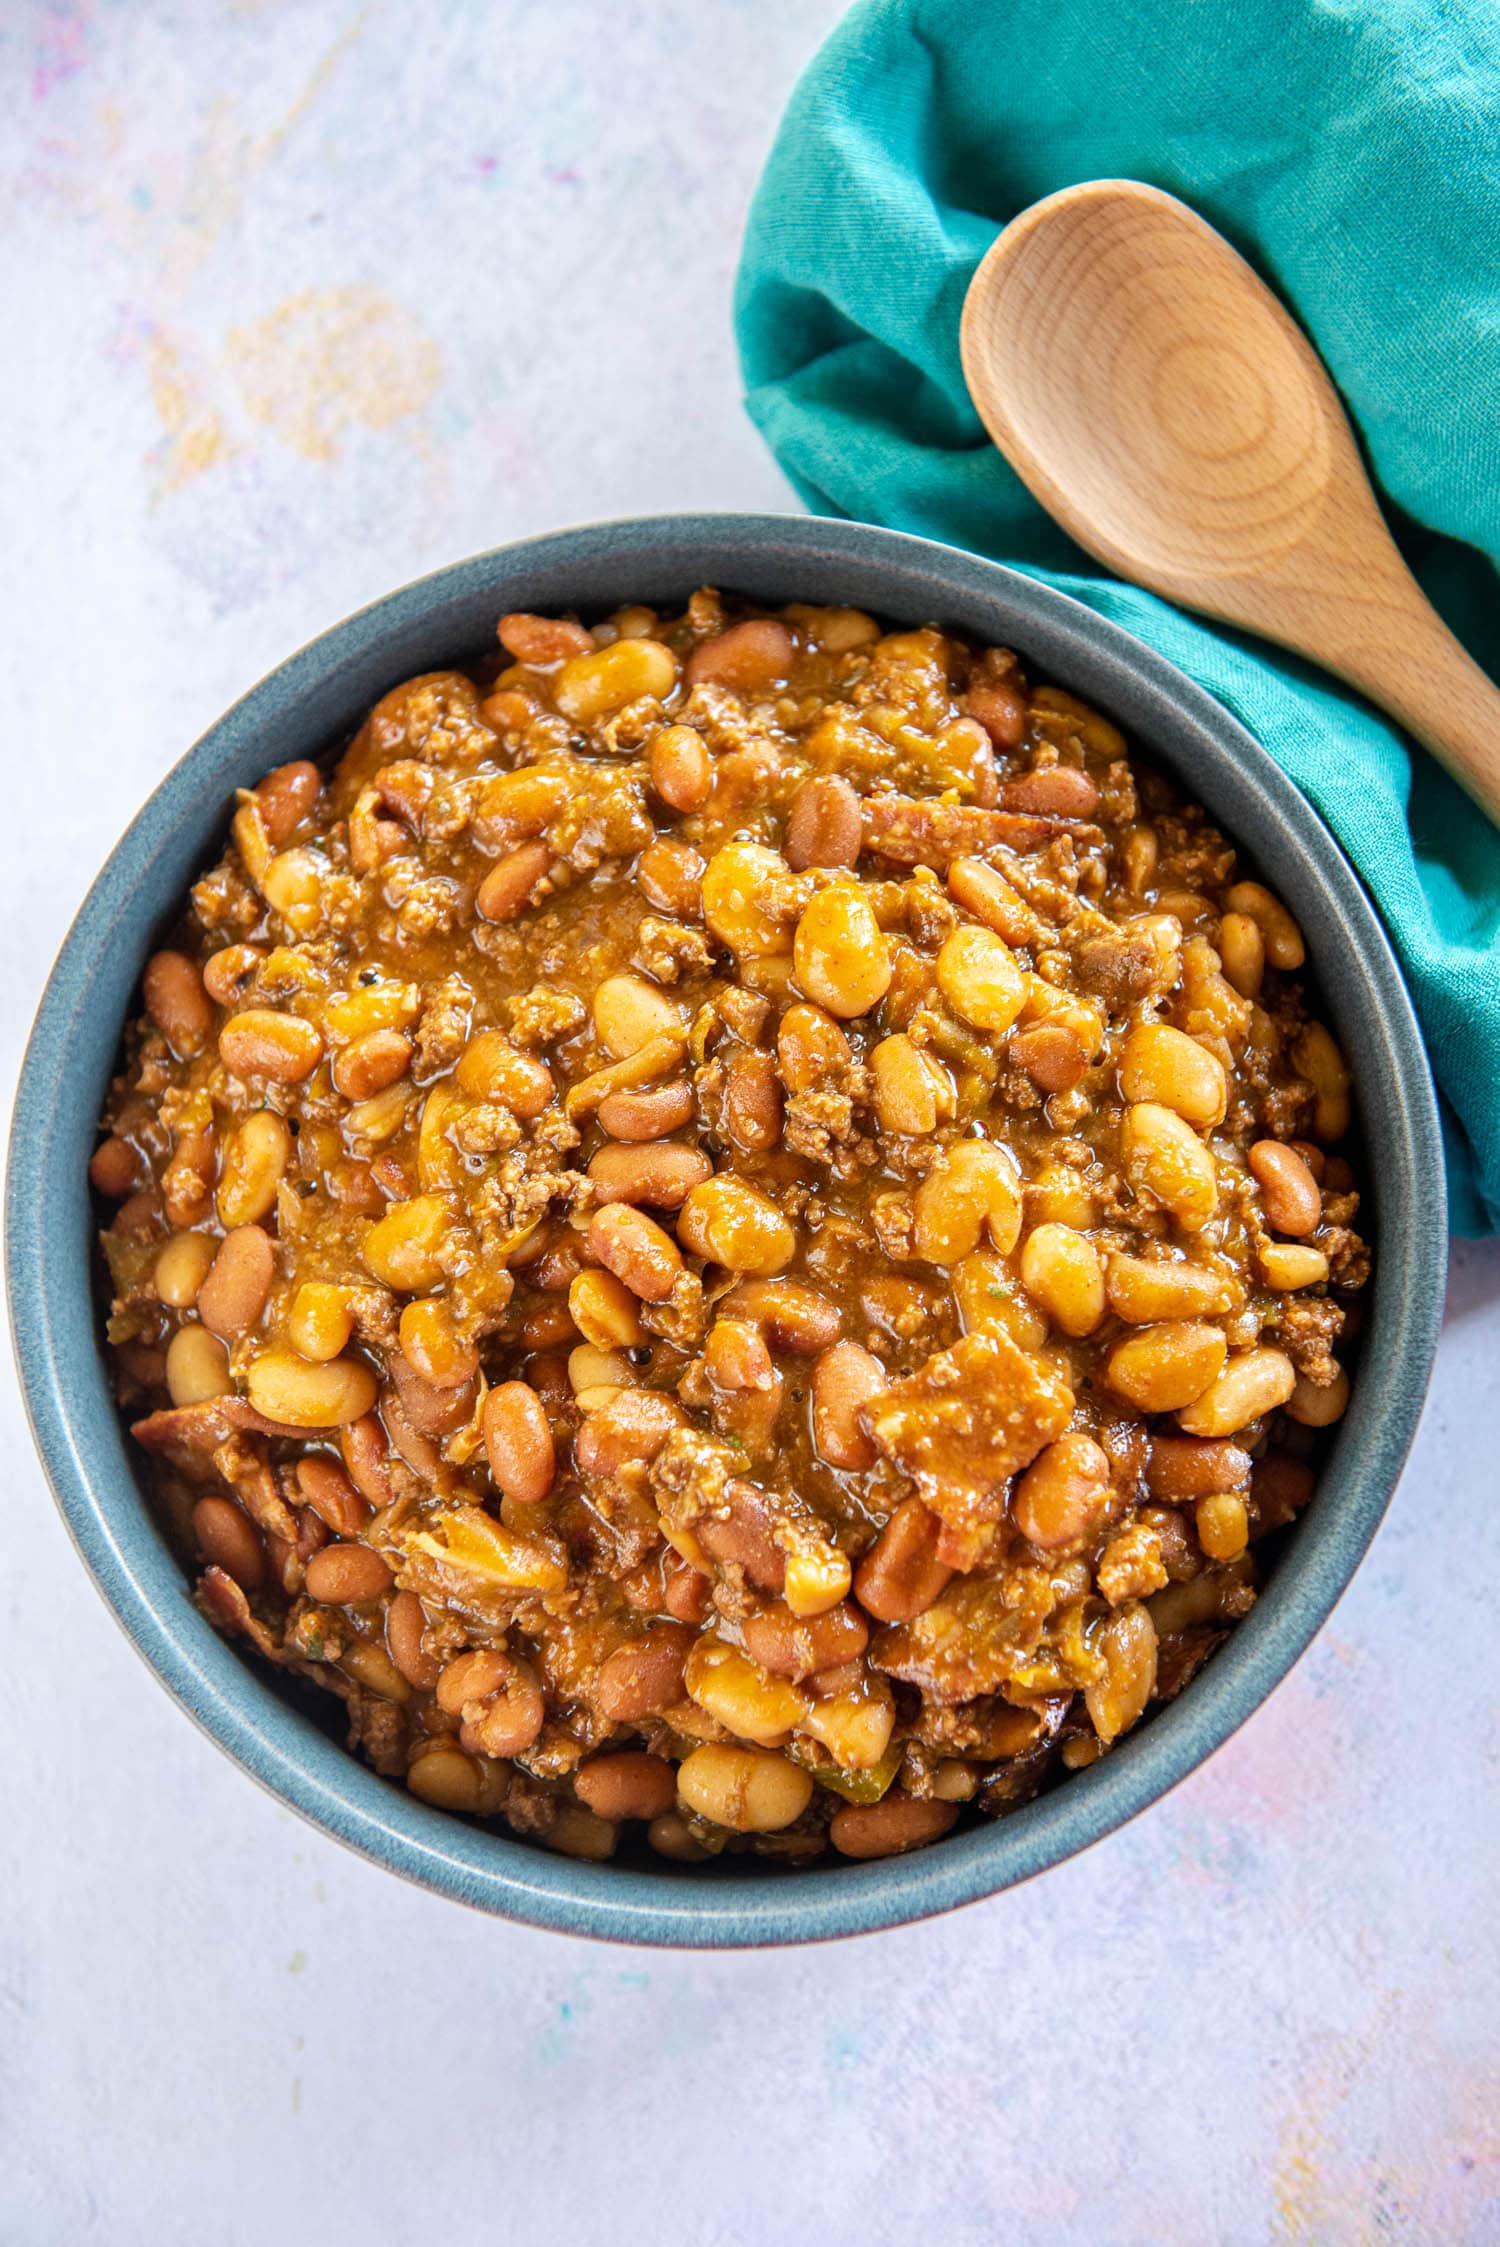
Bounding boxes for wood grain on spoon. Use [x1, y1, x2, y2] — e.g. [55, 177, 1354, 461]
[960, 179, 1500, 823]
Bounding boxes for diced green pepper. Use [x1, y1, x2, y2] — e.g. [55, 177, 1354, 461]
[788, 1743, 902, 1805]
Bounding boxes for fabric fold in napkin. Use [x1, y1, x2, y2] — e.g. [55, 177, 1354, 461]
[735, 0, 1500, 1234]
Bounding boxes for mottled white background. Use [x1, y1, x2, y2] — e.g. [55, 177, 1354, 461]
[2, 5, 1497, 2242]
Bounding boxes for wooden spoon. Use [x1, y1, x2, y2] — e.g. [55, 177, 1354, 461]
[960, 179, 1500, 822]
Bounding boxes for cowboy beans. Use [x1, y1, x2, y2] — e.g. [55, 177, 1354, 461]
[98, 592, 1368, 1872]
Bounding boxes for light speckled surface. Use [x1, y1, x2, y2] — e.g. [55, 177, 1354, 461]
[2, 5, 1496, 2240]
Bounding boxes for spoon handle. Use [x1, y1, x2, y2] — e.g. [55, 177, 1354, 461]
[1304, 565, 1500, 823]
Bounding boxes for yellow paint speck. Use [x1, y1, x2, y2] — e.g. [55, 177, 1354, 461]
[227, 287, 442, 463]
[147, 332, 229, 493]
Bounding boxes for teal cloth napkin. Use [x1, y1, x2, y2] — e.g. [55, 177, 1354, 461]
[735, 0, 1500, 1234]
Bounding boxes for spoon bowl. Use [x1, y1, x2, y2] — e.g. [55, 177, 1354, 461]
[961, 179, 1500, 821]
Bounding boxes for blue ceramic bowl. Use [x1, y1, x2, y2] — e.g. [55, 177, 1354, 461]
[7, 514, 1445, 1946]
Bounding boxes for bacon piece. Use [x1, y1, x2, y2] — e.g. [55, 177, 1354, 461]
[866, 1328, 1074, 1533]
[212, 1432, 299, 1545]
[131, 1398, 304, 1472]
[862, 794, 1099, 869]
[197, 1565, 284, 1662]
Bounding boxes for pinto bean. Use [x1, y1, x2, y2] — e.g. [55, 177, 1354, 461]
[830, 1796, 959, 1859]
[193, 1496, 265, 1591]
[498, 611, 593, 665]
[113, 1189, 162, 1241]
[595, 1624, 695, 1721]
[1002, 766, 1099, 818]
[1252, 1452, 1317, 1529]
[143, 951, 216, 1057]
[830, 1788, 961, 1860]
[597, 1079, 696, 1141]
[295, 1454, 372, 1538]
[380, 1382, 444, 1479]
[683, 618, 794, 691]
[90, 1135, 141, 1197]
[586, 1142, 712, 1210]
[1011, 1433, 1112, 1549]
[722, 1048, 784, 1152]
[1008, 1022, 1087, 1092]
[662, 1554, 713, 1624]
[398, 1298, 479, 1389]
[588, 1203, 683, 1302]
[202, 944, 265, 1010]
[776, 1002, 852, 1091]
[1145, 1436, 1252, 1501]
[340, 1413, 393, 1509]
[256, 760, 321, 845]
[333, 1029, 412, 1102]
[574, 1390, 685, 1478]
[636, 838, 705, 917]
[811, 1340, 885, 1469]
[476, 842, 556, 922]
[303, 1542, 393, 1605]
[219, 1009, 323, 1085]
[482, 1381, 556, 1505]
[196, 1225, 275, 1341]
[948, 855, 1039, 947]
[389, 1349, 475, 1436]
[649, 725, 713, 813]
[853, 1498, 952, 1623]
[722, 1279, 841, 1355]
[437, 1648, 510, 1713]
[704, 1320, 775, 1392]
[385, 1589, 440, 1690]
[574, 1753, 677, 1822]
[696, 1479, 787, 1590]
[961, 678, 1028, 749]
[1249, 1139, 1323, 1235]
[459, 1659, 546, 1759]
[741, 1599, 868, 1680]
[785, 775, 862, 871]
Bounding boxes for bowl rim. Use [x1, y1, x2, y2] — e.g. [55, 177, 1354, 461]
[6, 510, 1446, 1947]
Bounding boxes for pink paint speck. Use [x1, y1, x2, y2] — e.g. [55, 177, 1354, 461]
[476, 154, 497, 176]
[546, 165, 582, 187]
[32, 0, 91, 103]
